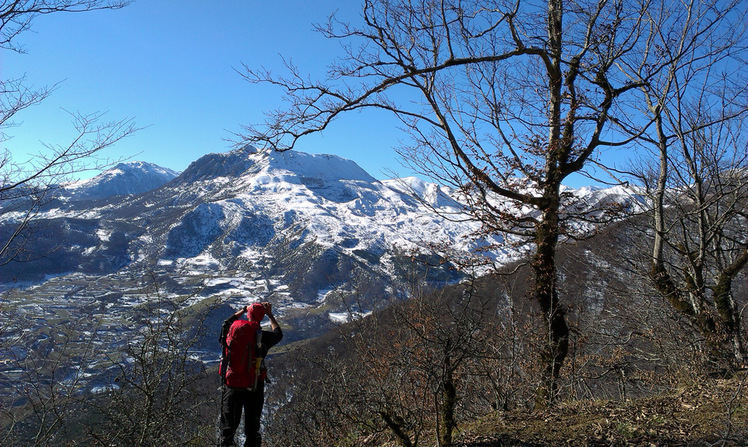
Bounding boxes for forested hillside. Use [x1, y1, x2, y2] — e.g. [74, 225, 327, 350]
[260, 217, 748, 446]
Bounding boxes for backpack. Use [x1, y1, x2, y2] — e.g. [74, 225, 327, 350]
[219, 319, 266, 390]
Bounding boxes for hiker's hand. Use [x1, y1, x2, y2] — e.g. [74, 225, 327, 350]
[231, 306, 247, 319]
[263, 302, 273, 316]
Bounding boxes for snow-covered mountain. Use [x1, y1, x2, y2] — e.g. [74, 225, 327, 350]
[63, 161, 179, 200]
[154, 146, 503, 262]
[0, 146, 646, 348]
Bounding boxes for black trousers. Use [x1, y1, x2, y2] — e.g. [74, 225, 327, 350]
[219, 383, 265, 447]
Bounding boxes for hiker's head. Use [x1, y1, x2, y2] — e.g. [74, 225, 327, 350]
[247, 303, 266, 322]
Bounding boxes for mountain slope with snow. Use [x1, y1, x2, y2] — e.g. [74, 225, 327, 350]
[0, 146, 648, 346]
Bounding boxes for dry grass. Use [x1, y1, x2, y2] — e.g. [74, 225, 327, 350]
[454, 374, 748, 447]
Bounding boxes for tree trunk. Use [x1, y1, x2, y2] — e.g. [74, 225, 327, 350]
[439, 350, 456, 447]
[532, 197, 569, 402]
[379, 411, 414, 447]
[530, 0, 569, 403]
[712, 248, 748, 365]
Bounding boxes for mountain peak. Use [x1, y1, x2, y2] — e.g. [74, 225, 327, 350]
[65, 161, 179, 200]
[177, 146, 259, 182]
[177, 146, 378, 185]
[262, 149, 377, 183]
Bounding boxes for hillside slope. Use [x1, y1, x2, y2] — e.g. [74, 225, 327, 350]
[454, 376, 748, 446]
[258, 216, 748, 447]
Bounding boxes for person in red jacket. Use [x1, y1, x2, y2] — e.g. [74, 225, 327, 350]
[219, 302, 282, 447]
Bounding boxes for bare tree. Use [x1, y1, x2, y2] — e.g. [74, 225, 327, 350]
[87, 296, 218, 447]
[237, 0, 712, 399]
[265, 276, 498, 447]
[0, 1, 128, 51]
[615, 0, 748, 369]
[0, 0, 135, 265]
[0, 313, 105, 446]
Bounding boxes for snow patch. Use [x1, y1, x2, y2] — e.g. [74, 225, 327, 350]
[329, 311, 372, 324]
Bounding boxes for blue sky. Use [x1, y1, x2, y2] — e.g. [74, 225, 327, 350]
[3, 1, 406, 180]
[2, 1, 633, 188]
